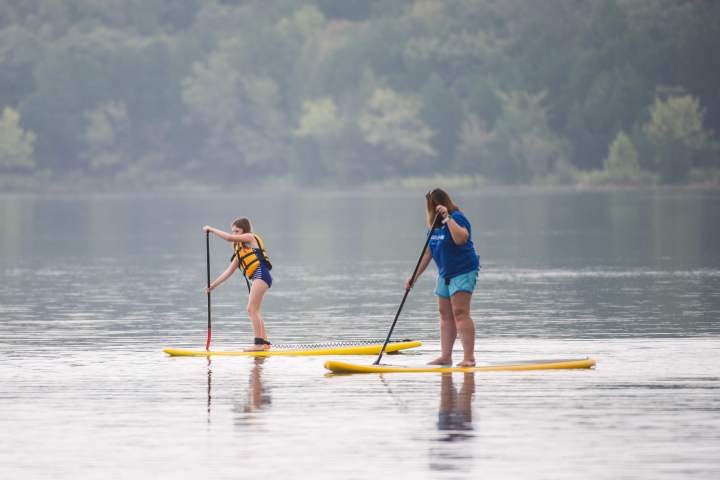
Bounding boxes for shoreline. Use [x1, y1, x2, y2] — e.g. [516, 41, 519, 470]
[2, 182, 719, 197]
[2, 173, 720, 195]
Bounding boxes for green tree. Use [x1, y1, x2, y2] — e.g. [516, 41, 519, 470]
[566, 65, 650, 171]
[457, 113, 492, 173]
[0, 106, 35, 172]
[293, 97, 348, 183]
[420, 75, 462, 171]
[644, 94, 709, 183]
[0, 26, 41, 108]
[604, 131, 640, 180]
[2, 0, 720, 189]
[20, 26, 194, 172]
[182, 43, 291, 179]
[473, 90, 567, 183]
[295, 98, 343, 139]
[81, 101, 130, 173]
[358, 87, 435, 175]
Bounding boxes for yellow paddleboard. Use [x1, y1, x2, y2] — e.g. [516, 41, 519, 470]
[164, 340, 422, 357]
[324, 357, 596, 374]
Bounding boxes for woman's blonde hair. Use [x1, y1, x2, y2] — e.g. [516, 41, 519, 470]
[232, 217, 252, 233]
[425, 188, 459, 228]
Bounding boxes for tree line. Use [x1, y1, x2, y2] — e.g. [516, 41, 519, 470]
[1, 0, 719, 189]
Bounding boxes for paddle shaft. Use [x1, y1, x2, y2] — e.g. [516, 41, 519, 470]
[243, 270, 251, 293]
[205, 231, 212, 351]
[374, 214, 439, 365]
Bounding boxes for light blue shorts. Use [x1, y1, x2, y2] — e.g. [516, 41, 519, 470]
[435, 269, 478, 299]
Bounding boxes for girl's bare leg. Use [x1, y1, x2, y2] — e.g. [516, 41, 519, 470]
[245, 279, 270, 350]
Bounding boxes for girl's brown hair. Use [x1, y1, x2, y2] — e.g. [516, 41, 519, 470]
[425, 188, 459, 227]
[232, 217, 252, 233]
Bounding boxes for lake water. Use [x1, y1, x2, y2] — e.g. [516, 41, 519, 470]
[1, 189, 719, 479]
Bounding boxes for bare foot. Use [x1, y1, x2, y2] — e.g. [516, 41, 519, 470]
[427, 357, 452, 366]
[456, 360, 476, 367]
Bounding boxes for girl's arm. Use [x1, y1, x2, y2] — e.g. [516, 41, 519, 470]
[206, 257, 239, 292]
[405, 249, 433, 290]
[203, 226, 255, 244]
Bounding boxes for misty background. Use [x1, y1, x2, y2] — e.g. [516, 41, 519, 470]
[1, 0, 719, 190]
[2, 4, 720, 478]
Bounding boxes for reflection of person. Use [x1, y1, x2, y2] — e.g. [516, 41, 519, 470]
[429, 373, 475, 472]
[203, 218, 273, 351]
[405, 189, 480, 366]
[233, 357, 272, 427]
[244, 357, 271, 413]
[437, 373, 475, 435]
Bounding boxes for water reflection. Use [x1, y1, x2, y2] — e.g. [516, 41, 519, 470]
[234, 357, 272, 425]
[429, 373, 476, 472]
[378, 375, 410, 413]
[437, 373, 475, 438]
[3, 191, 720, 478]
[207, 358, 212, 421]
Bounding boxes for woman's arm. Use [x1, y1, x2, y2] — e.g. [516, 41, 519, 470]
[405, 249, 433, 290]
[434, 206, 469, 245]
[203, 226, 255, 244]
[206, 257, 239, 292]
[446, 216, 469, 245]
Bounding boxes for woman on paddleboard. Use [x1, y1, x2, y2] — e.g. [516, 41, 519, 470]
[405, 189, 480, 367]
[203, 218, 273, 351]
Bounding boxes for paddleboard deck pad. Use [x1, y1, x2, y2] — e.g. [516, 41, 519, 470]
[324, 357, 596, 374]
[164, 339, 422, 357]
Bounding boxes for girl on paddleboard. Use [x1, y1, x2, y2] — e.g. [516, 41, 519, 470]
[404, 189, 480, 367]
[203, 218, 273, 351]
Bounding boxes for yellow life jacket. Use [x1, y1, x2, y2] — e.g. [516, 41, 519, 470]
[233, 234, 272, 279]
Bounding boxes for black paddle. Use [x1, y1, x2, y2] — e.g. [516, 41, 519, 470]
[205, 231, 212, 351]
[242, 269, 251, 293]
[374, 213, 440, 365]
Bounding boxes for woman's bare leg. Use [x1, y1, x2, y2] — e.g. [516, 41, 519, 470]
[450, 291, 475, 367]
[428, 296, 456, 365]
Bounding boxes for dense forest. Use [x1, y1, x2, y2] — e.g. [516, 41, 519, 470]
[1, 0, 719, 190]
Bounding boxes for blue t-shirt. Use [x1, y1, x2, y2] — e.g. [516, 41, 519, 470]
[429, 210, 480, 279]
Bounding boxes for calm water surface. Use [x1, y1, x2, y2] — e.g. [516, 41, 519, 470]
[1, 189, 719, 479]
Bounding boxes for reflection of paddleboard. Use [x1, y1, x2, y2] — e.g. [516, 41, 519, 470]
[324, 357, 596, 374]
[163, 339, 422, 357]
